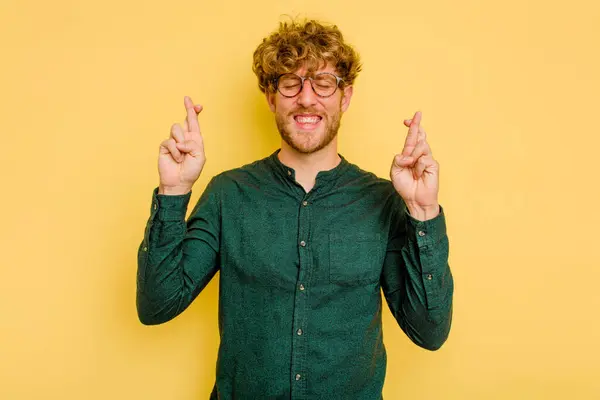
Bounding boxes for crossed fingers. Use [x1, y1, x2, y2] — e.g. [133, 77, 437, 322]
[400, 111, 436, 179]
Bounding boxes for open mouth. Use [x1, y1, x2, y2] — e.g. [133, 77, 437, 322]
[293, 114, 322, 131]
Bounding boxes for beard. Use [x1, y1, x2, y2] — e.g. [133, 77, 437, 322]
[275, 108, 342, 154]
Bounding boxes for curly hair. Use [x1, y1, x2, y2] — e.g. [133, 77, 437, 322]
[252, 17, 362, 94]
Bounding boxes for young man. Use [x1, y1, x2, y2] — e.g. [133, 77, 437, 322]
[137, 19, 454, 399]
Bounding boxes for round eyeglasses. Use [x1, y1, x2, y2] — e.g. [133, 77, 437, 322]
[273, 72, 344, 98]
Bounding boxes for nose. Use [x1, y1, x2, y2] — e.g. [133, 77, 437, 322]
[296, 78, 318, 108]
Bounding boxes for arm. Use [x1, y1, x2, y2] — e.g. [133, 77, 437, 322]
[136, 176, 221, 325]
[381, 202, 454, 351]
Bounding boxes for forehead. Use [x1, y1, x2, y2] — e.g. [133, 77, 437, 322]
[293, 61, 337, 76]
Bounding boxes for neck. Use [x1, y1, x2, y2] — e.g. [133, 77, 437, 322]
[278, 141, 341, 191]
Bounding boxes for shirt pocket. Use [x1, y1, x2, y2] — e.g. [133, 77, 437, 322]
[329, 232, 385, 285]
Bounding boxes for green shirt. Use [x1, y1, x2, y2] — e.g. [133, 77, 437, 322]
[137, 149, 454, 399]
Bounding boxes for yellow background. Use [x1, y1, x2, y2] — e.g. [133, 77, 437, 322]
[1, 0, 599, 398]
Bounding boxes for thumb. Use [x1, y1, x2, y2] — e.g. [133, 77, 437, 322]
[176, 140, 201, 157]
[394, 154, 413, 167]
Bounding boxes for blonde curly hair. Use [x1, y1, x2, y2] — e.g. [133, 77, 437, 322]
[252, 18, 362, 94]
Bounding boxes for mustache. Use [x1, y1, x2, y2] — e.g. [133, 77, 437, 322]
[288, 110, 324, 117]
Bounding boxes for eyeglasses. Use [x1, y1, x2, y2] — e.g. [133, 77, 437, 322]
[273, 72, 344, 98]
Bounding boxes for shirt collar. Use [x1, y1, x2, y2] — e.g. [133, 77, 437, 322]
[267, 148, 350, 184]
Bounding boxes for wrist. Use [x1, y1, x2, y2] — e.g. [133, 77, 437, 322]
[158, 184, 192, 196]
[406, 203, 440, 221]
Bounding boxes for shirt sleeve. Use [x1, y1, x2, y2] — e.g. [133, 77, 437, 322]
[136, 176, 222, 325]
[380, 200, 454, 351]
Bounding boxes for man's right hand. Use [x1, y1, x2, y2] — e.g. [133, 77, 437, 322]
[158, 96, 206, 195]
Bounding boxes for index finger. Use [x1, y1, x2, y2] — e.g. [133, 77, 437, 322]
[184, 96, 201, 133]
[402, 111, 422, 156]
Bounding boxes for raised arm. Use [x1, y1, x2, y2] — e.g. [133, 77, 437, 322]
[136, 96, 219, 325]
[383, 111, 454, 350]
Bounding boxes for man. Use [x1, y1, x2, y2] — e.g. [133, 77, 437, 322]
[137, 18, 453, 399]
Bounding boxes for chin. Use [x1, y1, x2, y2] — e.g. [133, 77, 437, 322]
[276, 113, 340, 155]
[286, 130, 334, 154]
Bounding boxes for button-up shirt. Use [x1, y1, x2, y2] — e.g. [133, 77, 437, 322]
[137, 149, 454, 399]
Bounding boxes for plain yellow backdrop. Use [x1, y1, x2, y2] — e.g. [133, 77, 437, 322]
[1, 0, 599, 398]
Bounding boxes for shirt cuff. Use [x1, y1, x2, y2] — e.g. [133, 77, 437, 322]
[405, 205, 447, 250]
[150, 187, 192, 222]
[405, 205, 449, 309]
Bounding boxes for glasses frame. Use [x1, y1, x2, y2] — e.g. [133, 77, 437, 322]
[272, 72, 345, 98]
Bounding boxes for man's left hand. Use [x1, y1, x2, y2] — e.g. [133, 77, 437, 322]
[390, 111, 440, 220]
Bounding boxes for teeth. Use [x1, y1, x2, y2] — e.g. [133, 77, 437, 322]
[296, 116, 320, 124]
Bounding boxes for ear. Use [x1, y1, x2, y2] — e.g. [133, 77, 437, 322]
[340, 85, 353, 112]
[266, 90, 276, 113]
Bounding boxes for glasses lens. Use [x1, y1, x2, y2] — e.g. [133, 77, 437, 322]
[277, 73, 339, 97]
[312, 74, 338, 96]
[278, 74, 302, 96]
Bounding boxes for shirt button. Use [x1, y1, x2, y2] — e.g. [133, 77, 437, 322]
[295, 374, 301, 381]
[302, 201, 308, 206]
[297, 328, 303, 336]
[300, 240, 306, 247]
[143, 246, 148, 252]
[299, 284, 305, 291]
[425, 273, 433, 280]
[418, 230, 426, 237]
[153, 203, 157, 210]
[287, 170, 292, 176]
